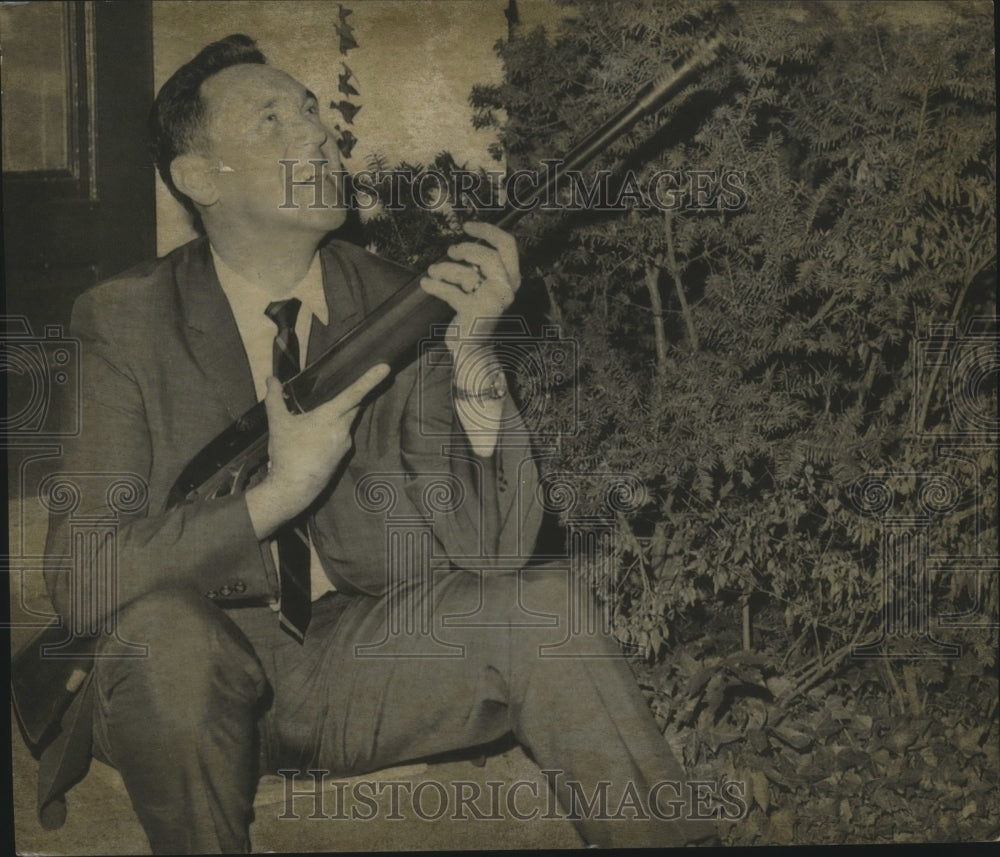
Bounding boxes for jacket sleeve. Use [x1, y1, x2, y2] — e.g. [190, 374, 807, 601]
[304, 242, 545, 592]
[42, 291, 278, 629]
[398, 345, 544, 570]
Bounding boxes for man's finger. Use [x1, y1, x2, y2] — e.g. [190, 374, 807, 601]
[462, 222, 519, 289]
[462, 220, 513, 251]
[331, 363, 390, 415]
[263, 376, 287, 418]
[445, 244, 505, 284]
[420, 277, 468, 313]
[427, 260, 483, 292]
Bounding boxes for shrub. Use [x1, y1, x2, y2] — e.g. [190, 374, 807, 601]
[463, 0, 996, 675]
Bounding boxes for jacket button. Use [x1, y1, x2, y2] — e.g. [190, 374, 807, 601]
[207, 590, 218, 599]
[233, 581, 246, 594]
[219, 585, 232, 597]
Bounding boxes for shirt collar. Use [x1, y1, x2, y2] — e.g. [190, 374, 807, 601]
[210, 246, 330, 328]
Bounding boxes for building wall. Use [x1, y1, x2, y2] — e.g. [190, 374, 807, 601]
[152, 0, 523, 254]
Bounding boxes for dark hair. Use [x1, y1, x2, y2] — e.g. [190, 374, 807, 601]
[149, 34, 265, 219]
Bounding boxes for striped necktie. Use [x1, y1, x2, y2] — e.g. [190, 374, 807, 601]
[264, 298, 311, 643]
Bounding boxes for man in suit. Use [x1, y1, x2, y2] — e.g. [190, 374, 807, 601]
[39, 34, 716, 852]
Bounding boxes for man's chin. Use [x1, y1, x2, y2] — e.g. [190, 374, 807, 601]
[292, 207, 349, 236]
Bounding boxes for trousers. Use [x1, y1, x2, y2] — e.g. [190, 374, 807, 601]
[91, 565, 716, 852]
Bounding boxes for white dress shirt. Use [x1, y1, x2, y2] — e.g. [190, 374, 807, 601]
[211, 246, 335, 601]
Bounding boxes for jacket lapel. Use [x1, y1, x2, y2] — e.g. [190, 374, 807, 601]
[174, 239, 372, 409]
[175, 237, 257, 419]
[306, 244, 363, 365]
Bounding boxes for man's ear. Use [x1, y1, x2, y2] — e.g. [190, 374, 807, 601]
[170, 153, 220, 207]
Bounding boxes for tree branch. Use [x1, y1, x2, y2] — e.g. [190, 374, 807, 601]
[916, 271, 976, 433]
[643, 263, 670, 378]
[663, 209, 699, 351]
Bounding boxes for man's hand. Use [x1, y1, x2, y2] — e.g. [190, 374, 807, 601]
[245, 363, 389, 538]
[419, 221, 521, 345]
[419, 221, 521, 457]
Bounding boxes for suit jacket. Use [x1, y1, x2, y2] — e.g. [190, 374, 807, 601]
[35, 234, 543, 823]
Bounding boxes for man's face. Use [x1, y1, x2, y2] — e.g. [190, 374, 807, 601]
[198, 63, 347, 236]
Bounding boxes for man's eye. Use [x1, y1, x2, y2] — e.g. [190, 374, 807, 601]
[305, 104, 319, 115]
[264, 113, 278, 123]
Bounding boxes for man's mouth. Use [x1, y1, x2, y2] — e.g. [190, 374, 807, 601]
[291, 160, 331, 183]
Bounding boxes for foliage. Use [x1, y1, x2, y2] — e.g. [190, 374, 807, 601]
[466, 0, 996, 671]
[359, 150, 503, 267]
[639, 600, 1000, 845]
[361, 2, 997, 842]
[636, 605, 999, 843]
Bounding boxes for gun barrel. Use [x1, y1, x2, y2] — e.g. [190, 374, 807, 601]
[494, 33, 723, 231]
[284, 33, 722, 413]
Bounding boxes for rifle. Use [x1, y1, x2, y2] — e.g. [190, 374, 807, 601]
[12, 34, 724, 751]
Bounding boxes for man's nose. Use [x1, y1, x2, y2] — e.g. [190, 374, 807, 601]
[291, 113, 329, 149]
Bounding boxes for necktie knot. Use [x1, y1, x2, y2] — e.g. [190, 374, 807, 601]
[266, 298, 302, 383]
[265, 297, 302, 333]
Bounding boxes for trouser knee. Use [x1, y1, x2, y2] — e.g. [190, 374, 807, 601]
[473, 566, 620, 661]
[94, 589, 267, 725]
[91, 591, 263, 854]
